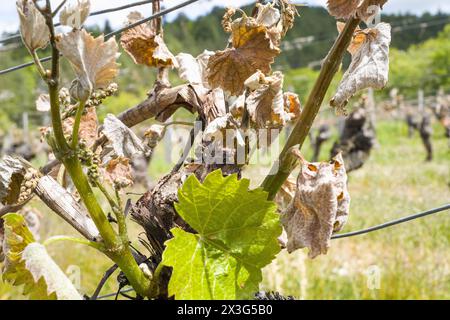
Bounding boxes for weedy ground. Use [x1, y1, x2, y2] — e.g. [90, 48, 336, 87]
[1, 119, 449, 300]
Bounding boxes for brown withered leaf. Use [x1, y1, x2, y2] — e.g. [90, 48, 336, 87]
[63, 106, 98, 147]
[60, 0, 91, 29]
[120, 11, 177, 68]
[281, 153, 350, 258]
[275, 176, 297, 210]
[176, 50, 214, 87]
[331, 23, 391, 115]
[283, 92, 302, 121]
[0, 155, 29, 205]
[16, 0, 50, 51]
[357, 0, 388, 22]
[327, 0, 360, 20]
[102, 114, 147, 158]
[229, 94, 246, 118]
[35, 94, 50, 112]
[245, 71, 287, 128]
[103, 157, 133, 189]
[56, 29, 119, 99]
[202, 114, 244, 148]
[221, 7, 236, 33]
[255, 2, 281, 28]
[143, 124, 165, 149]
[327, 0, 388, 21]
[201, 88, 227, 124]
[278, 0, 300, 36]
[207, 14, 280, 96]
[337, 22, 378, 55]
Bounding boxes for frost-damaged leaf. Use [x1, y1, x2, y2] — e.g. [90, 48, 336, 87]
[16, 0, 50, 51]
[103, 157, 133, 189]
[120, 11, 177, 68]
[200, 88, 227, 124]
[284, 92, 302, 120]
[357, 0, 388, 22]
[35, 94, 50, 112]
[245, 71, 293, 128]
[60, 0, 91, 29]
[1, 213, 82, 300]
[102, 114, 147, 158]
[176, 50, 214, 87]
[326, 0, 360, 20]
[275, 176, 297, 210]
[246, 71, 284, 128]
[56, 29, 119, 100]
[330, 23, 391, 115]
[255, 2, 281, 28]
[337, 22, 378, 56]
[327, 0, 388, 22]
[0, 155, 29, 205]
[63, 106, 98, 147]
[278, 0, 300, 36]
[203, 114, 245, 147]
[162, 170, 282, 300]
[144, 124, 166, 148]
[281, 153, 350, 258]
[207, 14, 280, 96]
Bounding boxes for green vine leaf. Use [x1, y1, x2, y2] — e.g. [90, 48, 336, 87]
[1, 213, 82, 300]
[162, 170, 282, 300]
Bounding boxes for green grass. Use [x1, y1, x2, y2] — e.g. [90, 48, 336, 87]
[1, 119, 449, 300]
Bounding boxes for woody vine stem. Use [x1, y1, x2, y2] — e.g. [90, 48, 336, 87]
[36, 0, 153, 298]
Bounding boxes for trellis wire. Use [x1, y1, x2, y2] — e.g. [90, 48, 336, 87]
[96, 203, 450, 299]
[0, 0, 203, 75]
[331, 203, 450, 239]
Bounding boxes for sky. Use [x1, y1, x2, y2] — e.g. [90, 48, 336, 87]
[1, 0, 449, 35]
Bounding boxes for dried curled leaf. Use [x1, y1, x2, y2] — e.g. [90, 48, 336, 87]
[330, 23, 391, 115]
[176, 50, 214, 87]
[275, 176, 297, 210]
[245, 71, 295, 128]
[278, 0, 300, 36]
[222, 7, 236, 33]
[281, 153, 350, 258]
[35, 94, 50, 112]
[207, 14, 280, 96]
[60, 0, 91, 29]
[56, 29, 119, 100]
[243, 72, 301, 129]
[255, 2, 281, 28]
[337, 22, 378, 55]
[0, 155, 29, 205]
[327, 0, 360, 20]
[103, 157, 133, 189]
[63, 106, 98, 147]
[102, 114, 147, 159]
[283, 92, 302, 121]
[357, 0, 388, 22]
[16, 0, 50, 51]
[327, 0, 388, 22]
[144, 124, 165, 148]
[200, 88, 227, 124]
[203, 114, 244, 147]
[2, 213, 82, 300]
[120, 11, 177, 68]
